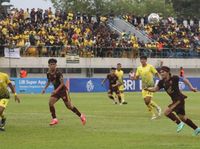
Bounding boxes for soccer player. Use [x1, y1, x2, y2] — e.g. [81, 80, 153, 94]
[144, 66, 200, 136]
[0, 72, 20, 131]
[102, 67, 122, 104]
[179, 67, 184, 77]
[115, 63, 128, 104]
[42, 58, 86, 126]
[131, 56, 161, 119]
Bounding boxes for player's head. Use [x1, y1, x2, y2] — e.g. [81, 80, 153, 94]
[111, 67, 116, 74]
[117, 63, 122, 70]
[48, 58, 57, 70]
[140, 56, 147, 66]
[160, 66, 171, 79]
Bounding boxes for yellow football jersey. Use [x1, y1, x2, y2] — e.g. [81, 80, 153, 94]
[136, 64, 157, 89]
[115, 70, 124, 83]
[115, 70, 125, 91]
[0, 72, 11, 99]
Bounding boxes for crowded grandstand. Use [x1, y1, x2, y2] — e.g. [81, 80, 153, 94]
[0, 6, 199, 58]
[1, 0, 200, 148]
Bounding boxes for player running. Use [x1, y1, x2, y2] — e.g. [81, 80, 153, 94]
[115, 63, 128, 104]
[131, 56, 162, 120]
[102, 67, 122, 105]
[144, 66, 200, 136]
[42, 58, 86, 126]
[0, 72, 20, 131]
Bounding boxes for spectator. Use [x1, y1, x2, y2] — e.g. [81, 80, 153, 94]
[20, 68, 28, 78]
[179, 67, 185, 77]
[0, 8, 199, 58]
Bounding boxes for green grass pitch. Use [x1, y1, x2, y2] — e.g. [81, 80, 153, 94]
[0, 92, 200, 149]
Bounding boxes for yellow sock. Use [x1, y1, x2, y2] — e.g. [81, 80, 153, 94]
[150, 100, 159, 110]
[147, 104, 155, 116]
[120, 92, 125, 102]
[0, 114, 5, 119]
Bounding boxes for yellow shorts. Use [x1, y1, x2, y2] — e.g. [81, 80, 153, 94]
[142, 90, 153, 99]
[0, 99, 9, 108]
[119, 85, 124, 92]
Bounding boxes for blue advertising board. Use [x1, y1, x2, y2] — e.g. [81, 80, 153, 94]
[13, 78, 54, 94]
[12, 78, 69, 94]
[11, 77, 200, 94]
[69, 78, 107, 92]
[69, 78, 141, 92]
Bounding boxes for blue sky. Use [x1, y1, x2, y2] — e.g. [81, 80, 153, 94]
[10, 0, 54, 10]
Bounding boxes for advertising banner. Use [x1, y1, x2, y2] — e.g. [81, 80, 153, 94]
[4, 48, 20, 59]
[12, 78, 200, 93]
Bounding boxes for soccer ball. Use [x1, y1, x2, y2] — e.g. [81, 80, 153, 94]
[148, 13, 160, 24]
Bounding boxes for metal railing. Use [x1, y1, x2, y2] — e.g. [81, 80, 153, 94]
[0, 45, 200, 58]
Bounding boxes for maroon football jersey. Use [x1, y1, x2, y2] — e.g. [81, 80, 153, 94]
[47, 69, 66, 91]
[157, 75, 187, 101]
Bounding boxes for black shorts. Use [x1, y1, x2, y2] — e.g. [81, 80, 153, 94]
[168, 99, 185, 115]
[108, 87, 120, 95]
[51, 90, 70, 102]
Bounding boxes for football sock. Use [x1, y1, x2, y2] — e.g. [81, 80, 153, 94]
[147, 104, 155, 116]
[109, 95, 115, 101]
[120, 92, 125, 103]
[118, 95, 122, 103]
[166, 113, 181, 124]
[49, 106, 56, 119]
[183, 118, 198, 130]
[0, 114, 5, 119]
[71, 107, 81, 117]
[150, 100, 160, 110]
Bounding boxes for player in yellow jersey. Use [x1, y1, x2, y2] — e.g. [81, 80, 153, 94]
[0, 72, 20, 131]
[115, 63, 128, 104]
[131, 56, 161, 120]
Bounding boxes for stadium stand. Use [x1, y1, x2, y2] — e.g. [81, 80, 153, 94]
[0, 8, 199, 58]
[0, 8, 200, 79]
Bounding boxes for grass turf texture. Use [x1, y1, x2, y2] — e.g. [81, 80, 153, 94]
[0, 92, 200, 149]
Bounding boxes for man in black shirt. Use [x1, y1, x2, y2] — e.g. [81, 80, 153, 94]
[102, 68, 122, 104]
[145, 66, 200, 136]
[42, 58, 86, 126]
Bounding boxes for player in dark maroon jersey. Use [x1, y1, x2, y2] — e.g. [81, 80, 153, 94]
[42, 58, 86, 126]
[102, 67, 122, 104]
[144, 66, 200, 136]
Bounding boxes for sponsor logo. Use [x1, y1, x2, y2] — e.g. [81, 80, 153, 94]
[86, 80, 94, 92]
[123, 80, 136, 91]
[179, 81, 185, 90]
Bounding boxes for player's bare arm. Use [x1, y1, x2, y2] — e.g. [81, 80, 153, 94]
[130, 73, 139, 80]
[8, 83, 20, 103]
[144, 86, 160, 92]
[42, 80, 50, 94]
[156, 72, 162, 80]
[183, 77, 198, 92]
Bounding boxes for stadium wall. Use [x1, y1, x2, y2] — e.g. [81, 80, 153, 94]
[0, 57, 199, 77]
[1, 57, 199, 68]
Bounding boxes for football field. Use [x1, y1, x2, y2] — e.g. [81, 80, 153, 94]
[0, 92, 200, 149]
